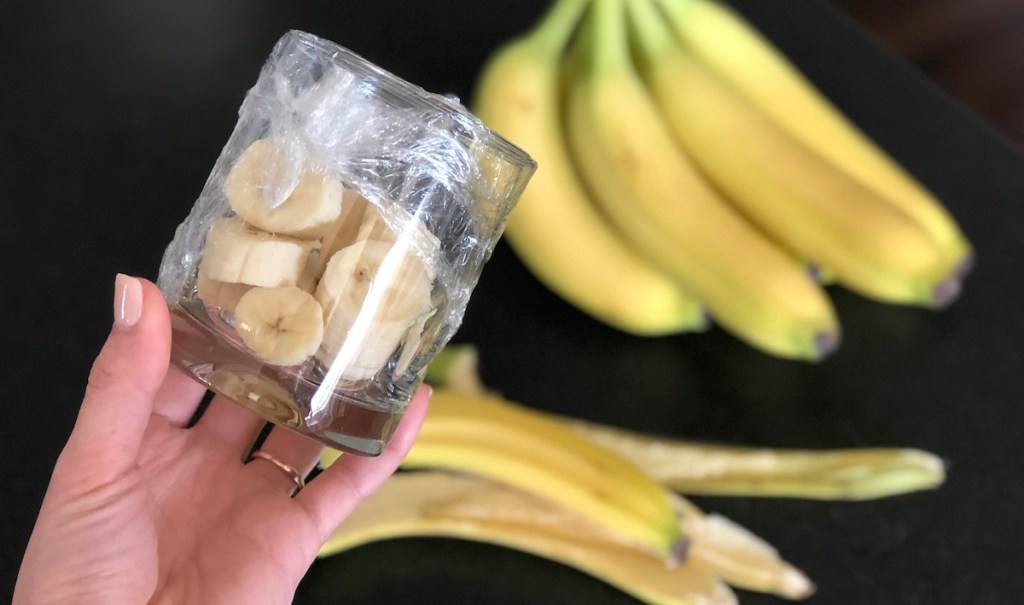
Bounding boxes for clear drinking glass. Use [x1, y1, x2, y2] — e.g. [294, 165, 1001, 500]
[157, 31, 535, 455]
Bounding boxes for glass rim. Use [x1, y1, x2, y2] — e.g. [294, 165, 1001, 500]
[282, 30, 537, 175]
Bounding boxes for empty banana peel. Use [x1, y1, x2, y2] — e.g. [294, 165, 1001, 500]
[333, 345, 943, 602]
[571, 421, 945, 501]
[672, 495, 813, 599]
[326, 388, 689, 564]
[319, 471, 739, 605]
[429, 344, 946, 501]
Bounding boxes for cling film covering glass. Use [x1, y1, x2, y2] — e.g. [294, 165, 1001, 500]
[157, 28, 536, 444]
[158, 31, 534, 421]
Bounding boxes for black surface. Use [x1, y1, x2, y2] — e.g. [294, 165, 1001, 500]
[3, 0, 1023, 603]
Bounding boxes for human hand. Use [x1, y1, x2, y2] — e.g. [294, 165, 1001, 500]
[14, 274, 430, 605]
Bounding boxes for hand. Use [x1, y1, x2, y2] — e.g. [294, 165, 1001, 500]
[14, 275, 430, 605]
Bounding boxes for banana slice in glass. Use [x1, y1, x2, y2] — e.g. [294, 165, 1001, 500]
[315, 239, 434, 380]
[233, 285, 325, 366]
[225, 138, 344, 237]
[357, 202, 441, 260]
[198, 216, 314, 289]
[195, 271, 253, 313]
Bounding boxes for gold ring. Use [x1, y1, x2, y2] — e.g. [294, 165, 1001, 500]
[250, 450, 305, 492]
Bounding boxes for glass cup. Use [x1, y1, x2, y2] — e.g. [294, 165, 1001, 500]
[157, 31, 535, 455]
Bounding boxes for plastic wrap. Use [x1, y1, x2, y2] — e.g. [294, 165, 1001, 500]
[160, 30, 533, 328]
[157, 31, 535, 454]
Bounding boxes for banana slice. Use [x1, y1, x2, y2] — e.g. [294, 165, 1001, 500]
[195, 271, 253, 313]
[315, 239, 434, 380]
[233, 286, 325, 366]
[225, 139, 344, 237]
[325, 190, 373, 253]
[305, 190, 373, 285]
[357, 202, 442, 277]
[199, 217, 314, 289]
[393, 308, 436, 377]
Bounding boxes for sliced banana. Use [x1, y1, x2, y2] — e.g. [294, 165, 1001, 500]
[306, 190, 373, 284]
[225, 138, 344, 237]
[326, 190, 373, 252]
[233, 286, 325, 366]
[393, 307, 437, 376]
[195, 271, 253, 313]
[357, 202, 401, 242]
[315, 239, 434, 380]
[199, 217, 314, 289]
[357, 202, 442, 277]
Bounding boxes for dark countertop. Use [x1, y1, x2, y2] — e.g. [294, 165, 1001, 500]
[3, 1, 1023, 603]
[832, 0, 1024, 146]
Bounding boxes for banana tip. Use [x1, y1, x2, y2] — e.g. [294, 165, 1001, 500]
[813, 331, 841, 361]
[806, 263, 825, 283]
[670, 537, 691, 566]
[907, 449, 947, 481]
[780, 568, 816, 600]
[954, 254, 975, 281]
[932, 276, 962, 310]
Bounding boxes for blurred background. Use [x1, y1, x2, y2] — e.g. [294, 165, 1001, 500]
[833, 0, 1024, 146]
[2, 0, 1023, 603]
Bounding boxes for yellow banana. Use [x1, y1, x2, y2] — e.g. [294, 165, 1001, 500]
[400, 388, 687, 563]
[320, 471, 737, 605]
[471, 0, 706, 336]
[656, 0, 973, 273]
[565, 0, 839, 360]
[631, 0, 960, 307]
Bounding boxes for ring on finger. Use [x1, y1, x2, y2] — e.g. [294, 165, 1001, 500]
[249, 450, 306, 493]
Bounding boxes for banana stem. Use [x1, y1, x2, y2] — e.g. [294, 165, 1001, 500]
[576, 0, 630, 76]
[655, 0, 699, 32]
[570, 421, 946, 501]
[627, 0, 675, 63]
[524, 0, 592, 55]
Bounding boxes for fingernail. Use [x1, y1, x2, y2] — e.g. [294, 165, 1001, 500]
[114, 274, 143, 328]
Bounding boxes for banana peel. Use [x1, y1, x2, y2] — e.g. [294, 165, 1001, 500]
[329, 387, 689, 564]
[320, 471, 737, 605]
[571, 420, 945, 501]
[429, 345, 945, 501]
[673, 495, 814, 599]
[317, 345, 945, 602]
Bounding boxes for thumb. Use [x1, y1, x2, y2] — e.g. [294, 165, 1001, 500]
[66, 274, 172, 474]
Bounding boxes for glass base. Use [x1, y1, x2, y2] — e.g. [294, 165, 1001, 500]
[169, 304, 404, 456]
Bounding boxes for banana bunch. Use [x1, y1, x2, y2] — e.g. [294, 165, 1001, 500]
[472, 0, 973, 360]
[318, 346, 946, 602]
[195, 138, 437, 378]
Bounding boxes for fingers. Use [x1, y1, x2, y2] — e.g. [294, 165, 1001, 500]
[68, 275, 171, 476]
[151, 365, 208, 427]
[295, 385, 431, 539]
[247, 428, 324, 495]
[191, 395, 267, 455]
